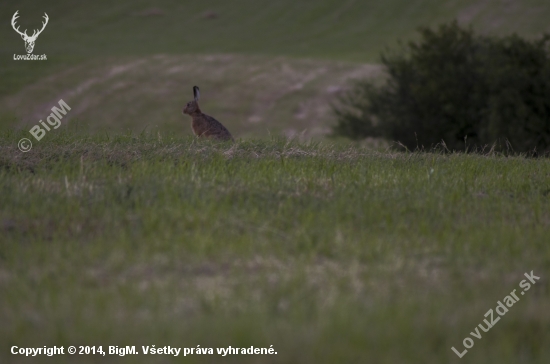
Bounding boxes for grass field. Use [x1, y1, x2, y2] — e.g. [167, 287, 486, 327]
[1, 132, 550, 363]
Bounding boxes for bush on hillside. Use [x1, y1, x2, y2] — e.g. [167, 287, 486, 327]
[333, 22, 550, 153]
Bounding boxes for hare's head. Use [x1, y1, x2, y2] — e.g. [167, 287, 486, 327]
[183, 86, 201, 115]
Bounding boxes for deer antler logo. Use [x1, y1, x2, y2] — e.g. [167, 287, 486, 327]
[11, 10, 49, 54]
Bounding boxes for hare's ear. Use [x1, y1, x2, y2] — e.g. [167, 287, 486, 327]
[193, 86, 200, 102]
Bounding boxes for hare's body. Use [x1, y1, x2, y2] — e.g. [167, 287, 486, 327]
[188, 110, 233, 141]
[182, 86, 233, 141]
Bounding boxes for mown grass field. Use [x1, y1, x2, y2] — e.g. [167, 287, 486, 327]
[1, 132, 549, 363]
[2, 0, 550, 138]
[0, 55, 380, 139]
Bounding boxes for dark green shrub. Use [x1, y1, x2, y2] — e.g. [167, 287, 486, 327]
[333, 22, 550, 153]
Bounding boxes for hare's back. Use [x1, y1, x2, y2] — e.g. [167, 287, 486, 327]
[203, 114, 233, 141]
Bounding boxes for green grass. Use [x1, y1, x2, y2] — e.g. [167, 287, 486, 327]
[3, 0, 550, 64]
[1, 131, 549, 363]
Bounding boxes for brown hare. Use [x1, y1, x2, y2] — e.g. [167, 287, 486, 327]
[182, 86, 233, 141]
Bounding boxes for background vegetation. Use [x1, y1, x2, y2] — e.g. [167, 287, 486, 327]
[333, 22, 550, 153]
[2, 0, 550, 138]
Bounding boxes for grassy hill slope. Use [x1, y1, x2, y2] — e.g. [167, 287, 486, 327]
[3, 0, 550, 62]
[2, 0, 550, 137]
